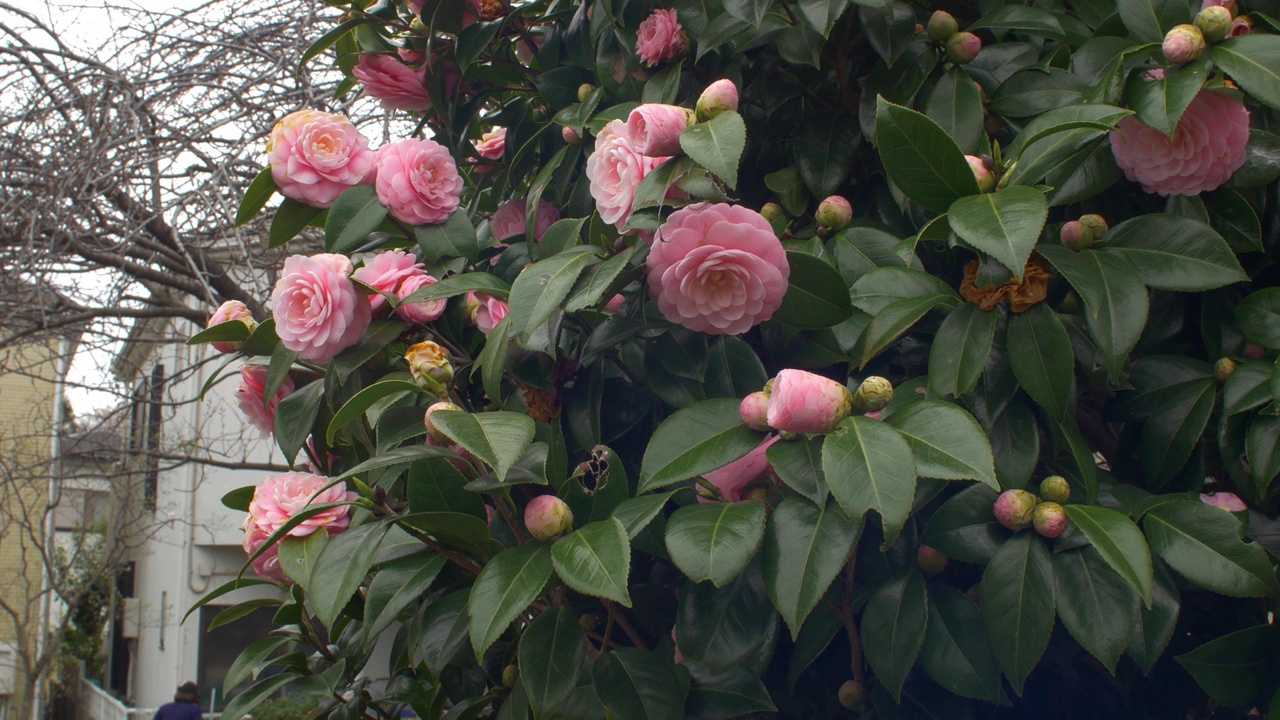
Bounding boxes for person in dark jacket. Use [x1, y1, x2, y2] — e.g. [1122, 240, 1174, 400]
[153, 681, 202, 720]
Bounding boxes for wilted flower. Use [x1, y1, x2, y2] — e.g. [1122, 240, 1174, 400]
[405, 340, 453, 392]
[959, 256, 1053, 313]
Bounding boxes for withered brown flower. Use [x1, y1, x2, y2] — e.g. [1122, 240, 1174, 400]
[959, 255, 1052, 313]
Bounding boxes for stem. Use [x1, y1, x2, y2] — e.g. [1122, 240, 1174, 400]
[496, 494, 528, 544]
[841, 554, 865, 685]
[381, 503, 484, 575]
[604, 600, 649, 651]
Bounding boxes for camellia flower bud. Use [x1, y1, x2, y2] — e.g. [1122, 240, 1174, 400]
[1200, 491, 1247, 512]
[404, 340, 453, 393]
[766, 369, 853, 435]
[760, 202, 784, 223]
[739, 391, 772, 431]
[815, 195, 853, 231]
[1214, 357, 1239, 382]
[579, 614, 600, 632]
[1195, 5, 1233, 42]
[423, 400, 461, 443]
[1039, 475, 1070, 504]
[1228, 16, 1252, 37]
[577, 83, 596, 103]
[850, 376, 894, 414]
[1033, 501, 1068, 538]
[1061, 214, 1106, 251]
[502, 665, 519, 689]
[696, 79, 739, 121]
[525, 494, 574, 540]
[1163, 24, 1206, 64]
[945, 31, 982, 64]
[966, 155, 995, 192]
[561, 125, 582, 144]
[917, 545, 949, 578]
[927, 10, 959, 42]
[993, 489, 1039, 531]
[206, 300, 258, 354]
[837, 680, 865, 711]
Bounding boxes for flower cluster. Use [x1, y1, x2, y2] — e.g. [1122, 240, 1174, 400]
[242, 472, 357, 582]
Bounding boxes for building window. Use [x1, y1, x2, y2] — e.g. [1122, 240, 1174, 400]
[143, 363, 164, 512]
[197, 606, 282, 711]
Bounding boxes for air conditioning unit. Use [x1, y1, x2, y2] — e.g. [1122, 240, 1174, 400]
[121, 598, 141, 639]
[0, 641, 17, 696]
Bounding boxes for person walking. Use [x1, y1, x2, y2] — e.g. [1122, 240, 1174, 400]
[153, 681, 202, 720]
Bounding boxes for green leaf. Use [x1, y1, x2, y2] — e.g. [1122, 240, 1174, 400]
[883, 400, 997, 489]
[1064, 505, 1154, 606]
[1210, 36, 1280, 112]
[400, 272, 510, 303]
[1143, 499, 1280, 598]
[221, 673, 303, 720]
[1126, 560, 1181, 675]
[1247, 415, 1280, 498]
[1238, 288, 1280, 349]
[235, 167, 276, 226]
[921, 484, 1010, 564]
[327, 379, 423, 444]
[363, 553, 446, 641]
[419, 588, 471, 675]
[832, 226, 914, 284]
[509, 248, 598, 343]
[874, 96, 980, 213]
[431, 410, 536, 483]
[309, 523, 389, 629]
[968, 5, 1065, 38]
[772, 252, 853, 329]
[519, 607, 586, 720]
[990, 399, 1040, 491]
[860, 293, 957, 368]
[861, 570, 928, 701]
[592, 648, 691, 720]
[469, 543, 554, 658]
[787, 610, 842, 690]
[1138, 377, 1216, 488]
[638, 399, 760, 493]
[677, 565, 776, 671]
[685, 665, 777, 718]
[926, 67, 984, 155]
[947, 186, 1049, 279]
[565, 245, 638, 312]
[851, 267, 958, 315]
[479, 315, 512, 405]
[792, 113, 859, 197]
[665, 501, 767, 588]
[1176, 626, 1280, 708]
[268, 198, 323, 249]
[223, 636, 289, 695]
[980, 533, 1054, 694]
[1126, 62, 1207, 137]
[208, 598, 281, 631]
[415, 210, 479, 262]
[1099, 214, 1247, 291]
[919, 585, 1002, 703]
[1223, 360, 1275, 417]
[990, 69, 1087, 118]
[277, 531, 327, 588]
[679, 111, 746, 190]
[1053, 547, 1139, 673]
[552, 518, 632, 605]
[928, 301, 998, 398]
[822, 416, 917, 547]
[612, 492, 674, 540]
[763, 496, 862, 637]
[337, 444, 459, 481]
[1205, 189, 1264, 253]
[1007, 303, 1074, 422]
[221, 486, 250, 514]
[765, 435, 827, 505]
[274, 379, 324, 464]
[187, 320, 252, 347]
[325, 185, 387, 253]
[1117, 0, 1189, 42]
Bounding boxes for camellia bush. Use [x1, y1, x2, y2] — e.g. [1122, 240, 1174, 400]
[188, 0, 1280, 716]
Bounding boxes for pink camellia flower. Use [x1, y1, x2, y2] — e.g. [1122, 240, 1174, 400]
[966, 155, 995, 192]
[1200, 492, 1248, 512]
[271, 254, 373, 363]
[374, 138, 464, 225]
[604, 294, 626, 313]
[242, 523, 288, 583]
[352, 54, 432, 112]
[467, 292, 510, 335]
[490, 198, 561, 242]
[474, 127, 506, 161]
[586, 120, 668, 230]
[636, 8, 687, 67]
[235, 364, 295, 437]
[627, 104, 693, 157]
[1110, 89, 1250, 196]
[1201, 0, 1237, 13]
[408, 0, 482, 24]
[700, 435, 780, 503]
[395, 272, 448, 324]
[246, 471, 358, 538]
[267, 110, 375, 208]
[352, 250, 423, 312]
[313, 253, 353, 276]
[207, 300, 257, 354]
[739, 391, 771, 431]
[765, 369, 853, 435]
[646, 203, 790, 335]
[1229, 15, 1252, 36]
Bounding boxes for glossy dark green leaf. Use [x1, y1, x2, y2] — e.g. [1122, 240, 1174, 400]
[1037, 245, 1148, 381]
[822, 416, 917, 546]
[1175, 626, 1280, 708]
[787, 610, 843, 690]
[1137, 377, 1215, 488]
[268, 197, 323, 248]
[772, 252, 853, 329]
[565, 245, 637, 312]
[1210, 35, 1280, 112]
[763, 496, 862, 637]
[415, 210, 479, 262]
[969, 5, 1065, 38]
[874, 97, 980, 213]
[611, 492, 674, 540]
[325, 184, 387, 253]
[1247, 415, 1280, 497]
[418, 588, 471, 674]
[509, 248, 598, 344]
[665, 501, 767, 588]
[1053, 547, 1139, 673]
[851, 266, 958, 315]
[677, 565, 776, 671]
[679, 111, 746, 189]
[326, 379, 423, 444]
[884, 400, 997, 488]
[309, 523, 389, 629]
[928, 304, 998, 398]
[989, 400, 1039, 491]
[431, 410, 536, 484]
[235, 166, 276, 226]
[921, 484, 1010, 563]
[926, 67, 984, 155]
[187, 320, 252, 347]
[861, 570, 928, 701]
[1125, 61, 1206, 137]
[948, 187, 1049, 279]
[1144, 499, 1280, 598]
[552, 518, 632, 605]
[1237, 288, 1280, 349]
[519, 607, 586, 719]
[919, 585, 1002, 702]
[400, 271, 510, 302]
[273, 379, 324, 465]
[981, 533, 1054, 694]
[1008, 303, 1074, 422]
[832, 225, 913, 284]
[479, 315, 512, 405]
[1205, 190, 1264, 253]
[592, 648, 690, 720]
[1099, 214, 1247, 291]
[223, 636, 289, 695]
[1126, 560, 1181, 675]
[990, 68, 1087, 117]
[1117, 0, 1189, 42]
[1064, 504, 1154, 606]
[860, 293, 957, 368]
[468, 543, 554, 658]
[363, 553, 446, 641]
[638, 399, 760, 493]
[685, 665, 776, 718]
[407, 457, 487, 519]
[793, 113, 859, 197]
[221, 673, 303, 720]
[766, 435, 827, 505]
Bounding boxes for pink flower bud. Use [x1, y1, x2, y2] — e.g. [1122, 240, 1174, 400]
[1200, 491, 1247, 512]
[927, 10, 959, 42]
[850, 376, 894, 414]
[966, 155, 995, 192]
[1163, 24, 1206, 64]
[696, 79, 739, 121]
[561, 125, 583, 144]
[627, 104, 694, 157]
[1032, 501, 1068, 538]
[1244, 343, 1264, 360]
[766, 370, 853, 435]
[525, 495, 574, 540]
[604, 293, 626, 313]
[1195, 5, 1233, 41]
[816, 195, 853, 230]
[1214, 357, 1239, 382]
[1202, 0, 1237, 15]
[404, 340, 453, 393]
[1228, 15, 1252, 37]
[917, 545, 949, 578]
[945, 31, 982, 64]
[395, 272, 447, 324]
[993, 489, 1038, 531]
[423, 400, 461, 442]
[207, 300, 257, 354]
[1039, 475, 1071, 504]
[739, 391, 772, 431]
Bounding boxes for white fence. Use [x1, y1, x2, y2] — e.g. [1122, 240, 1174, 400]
[79, 681, 149, 720]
